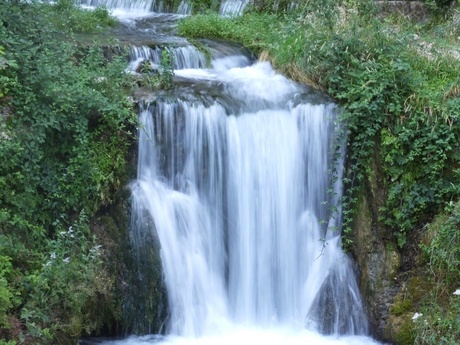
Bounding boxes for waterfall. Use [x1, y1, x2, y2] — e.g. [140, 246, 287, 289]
[131, 88, 369, 333]
[118, 46, 382, 345]
[76, 0, 250, 16]
[129, 46, 208, 71]
[219, 0, 249, 17]
[80, 7, 382, 345]
[76, 0, 155, 12]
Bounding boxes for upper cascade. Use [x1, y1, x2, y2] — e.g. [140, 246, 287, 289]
[219, 0, 249, 16]
[75, 0, 250, 16]
[76, 0, 155, 11]
[129, 45, 208, 70]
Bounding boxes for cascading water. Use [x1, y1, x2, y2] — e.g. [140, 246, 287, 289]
[219, 0, 249, 17]
[76, 0, 249, 16]
[128, 45, 208, 71]
[80, 5, 383, 345]
[130, 56, 373, 334]
[77, 0, 156, 12]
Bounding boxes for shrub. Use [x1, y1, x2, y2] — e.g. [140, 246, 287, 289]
[0, 1, 134, 342]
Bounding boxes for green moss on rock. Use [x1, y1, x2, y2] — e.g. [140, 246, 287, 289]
[390, 298, 413, 316]
[386, 312, 415, 345]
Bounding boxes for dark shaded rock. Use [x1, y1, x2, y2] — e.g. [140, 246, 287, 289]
[350, 147, 401, 341]
[306, 264, 369, 335]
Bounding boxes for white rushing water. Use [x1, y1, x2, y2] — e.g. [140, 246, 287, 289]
[76, 0, 154, 12]
[76, 0, 249, 15]
[75, 6, 382, 345]
[219, 0, 249, 17]
[106, 38, 385, 344]
[128, 45, 208, 71]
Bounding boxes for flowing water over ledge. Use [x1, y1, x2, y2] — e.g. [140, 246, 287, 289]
[80, 5, 384, 345]
[77, 0, 249, 16]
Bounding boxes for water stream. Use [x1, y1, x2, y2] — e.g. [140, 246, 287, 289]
[80, 3, 383, 345]
[77, 0, 248, 16]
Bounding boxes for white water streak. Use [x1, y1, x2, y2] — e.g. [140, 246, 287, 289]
[219, 0, 250, 16]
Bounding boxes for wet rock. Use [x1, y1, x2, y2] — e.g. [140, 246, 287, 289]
[350, 150, 401, 341]
[306, 266, 368, 335]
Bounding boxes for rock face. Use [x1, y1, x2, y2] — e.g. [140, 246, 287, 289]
[350, 150, 401, 341]
[86, 135, 169, 337]
[306, 267, 367, 335]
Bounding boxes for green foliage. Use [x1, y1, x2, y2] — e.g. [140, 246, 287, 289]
[0, 1, 134, 343]
[179, 14, 235, 39]
[20, 213, 112, 344]
[414, 301, 460, 345]
[159, 50, 175, 88]
[190, 0, 215, 14]
[413, 203, 460, 344]
[135, 49, 175, 90]
[422, 202, 460, 291]
[179, 12, 279, 52]
[0, 45, 18, 100]
[48, 0, 118, 33]
[0, 256, 18, 330]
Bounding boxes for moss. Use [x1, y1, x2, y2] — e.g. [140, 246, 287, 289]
[385, 247, 401, 280]
[393, 314, 416, 345]
[98, 215, 122, 243]
[390, 297, 413, 316]
[386, 242, 395, 253]
[350, 186, 373, 252]
[387, 307, 416, 345]
[406, 276, 432, 303]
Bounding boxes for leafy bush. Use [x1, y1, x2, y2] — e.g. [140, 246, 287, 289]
[0, 256, 17, 330]
[20, 214, 112, 344]
[49, 0, 118, 33]
[136, 50, 176, 89]
[0, 1, 134, 343]
[413, 202, 460, 344]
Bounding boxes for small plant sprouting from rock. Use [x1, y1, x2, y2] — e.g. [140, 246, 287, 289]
[136, 50, 175, 90]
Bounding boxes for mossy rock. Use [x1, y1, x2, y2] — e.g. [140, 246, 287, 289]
[385, 244, 401, 281]
[406, 275, 433, 303]
[390, 297, 413, 316]
[385, 311, 416, 345]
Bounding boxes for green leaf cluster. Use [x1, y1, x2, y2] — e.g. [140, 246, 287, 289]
[135, 49, 176, 90]
[0, 1, 134, 343]
[412, 202, 460, 344]
[47, 0, 118, 34]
